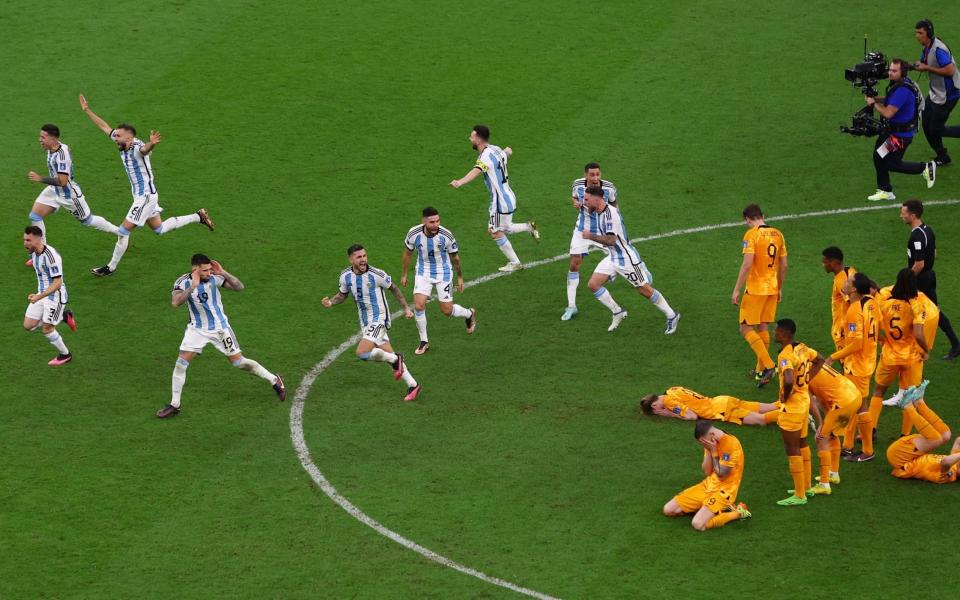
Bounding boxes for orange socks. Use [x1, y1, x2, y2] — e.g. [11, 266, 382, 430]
[707, 510, 742, 529]
[868, 396, 883, 437]
[788, 455, 805, 498]
[829, 437, 841, 474]
[745, 330, 775, 371]
[858, 412, 874, 455]
[901, 410, 913, 437]
[817, 449, 832, 485]
[915, 401, 949, 435]
[842, 414, 857, 450]
[800, 446, 812, 490]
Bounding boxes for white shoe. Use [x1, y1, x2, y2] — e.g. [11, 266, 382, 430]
[498, 262, 523, 273]
[561, 307, 578, 321]
[923, 161, 937, 188]
[881, 392, 902, 407]
[664, 312, 681, 335]
[867, 189, 896, 202]
[608, 310, 628, 331]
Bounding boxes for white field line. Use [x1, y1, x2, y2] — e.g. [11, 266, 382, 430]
[290, 199, 959, 599]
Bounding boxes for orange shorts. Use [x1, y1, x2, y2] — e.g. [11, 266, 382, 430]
[844, 373, 871, 400]
[924, 315, 939, 352]
[673, 480, 737, 514]
[739, 293, 778, 325]
[874, 360, 922, 388]
[886, 434, 925, 469]
[777, 407, 809, 436]
[821, 401, 858, 437]
[718, 396, 760, 424]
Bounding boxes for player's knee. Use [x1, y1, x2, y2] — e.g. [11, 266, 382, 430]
[118, 226, 131, 237]
[41, 324, 55, 334]
[439, 305, 452, 316]
[941, 429, 952, 445]
[231, 357, 245, 368]
[691, 519, 708, 532]
[23, 322, 38, 332]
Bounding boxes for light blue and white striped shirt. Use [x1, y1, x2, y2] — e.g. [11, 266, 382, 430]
[46, 144, 83, 200]
[571, 178, 617, 233]
[596, 203, 642, 267]
[475, 145, 516, 214]
[338, 266, 393, 328]
[404, 224, 458, 282]
[111, 130, 157, 197]
[174, 273, 230, 331]
[32, 244, 68, 304]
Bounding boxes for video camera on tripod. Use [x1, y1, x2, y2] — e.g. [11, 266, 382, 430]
[840, 38, 889, 137]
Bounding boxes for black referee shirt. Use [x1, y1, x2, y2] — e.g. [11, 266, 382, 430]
[907, 224, 935, 273]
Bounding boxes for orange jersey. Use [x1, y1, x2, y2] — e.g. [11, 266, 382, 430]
[704, 433, 745, 496]
[663, 387, 725, 419]
[895, 454, 959, 484]
[777, 342, 814, 410]
[916, 291, 940, 350]
[742, 225, 787, 295]
[842, 295, 880, 377]
[809, 361, 860, 412]
[830, 266, 856, 345]
[876, 287, 925, 364]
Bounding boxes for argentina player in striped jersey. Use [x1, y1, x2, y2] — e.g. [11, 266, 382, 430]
[79, 95, 214, 277]
[450, 125, 539, 272]
[155, 254, 285, 419]
[400, 207, 477, 355]
[581, 186, 680, 333]
[22, 226, 75, 366]
[563, 163, 618, 321]
[323, 245, 423, 401]
[26, 123, 119, 247]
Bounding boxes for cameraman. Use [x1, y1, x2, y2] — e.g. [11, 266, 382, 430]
[866, 59, 935, 202]
[913, 19, 960, 166]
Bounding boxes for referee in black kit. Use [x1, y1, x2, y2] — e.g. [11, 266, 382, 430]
[900, 199, 960, 359]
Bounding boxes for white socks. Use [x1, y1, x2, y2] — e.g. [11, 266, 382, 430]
[156, 213, 201, 234]
[593, 287, 622, 313]
[35, 218, 47, 242]
[44, 330, 69, 354]
[368, 348, 397, 363]
[495, 237, 520, 264]
[171, 357, 189, 408]
[451, 304, 471, 319]
[506, 222, 531, 234]
[414, 310, 428, 342]
[567, 272, 579, 307]
[86, 215, 119, 235]
[108, 232, 130, 270]
[649, 289, 676, 318]
[232, 356, 276, 382]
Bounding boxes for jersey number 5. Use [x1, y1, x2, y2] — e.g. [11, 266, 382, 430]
[888, 316, 903, 340]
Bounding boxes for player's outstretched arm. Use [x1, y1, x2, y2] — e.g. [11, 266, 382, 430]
[388, 283, 414, 318]
[27, 171, 68, 186]
[140, 130, 162, 156]
[322, 292, 347, 308]
[450, 167, 481, 188]
[79, 94, 113, 135]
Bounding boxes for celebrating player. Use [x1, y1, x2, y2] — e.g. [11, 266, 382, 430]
[773, 319, 814, 506]
[662, 420, 751, 531]
[22, 226, 74, 366]
[886, 381, 958, 484]
[323, 245, 422, 401]
[562, 163, 617, 321]
[732, 204, 788, 387]
[26, 123, 118, 241]
[449, 125, 539, 272]
[155, 254, 285, 418]
[639, 386, 778, 425]
[581, 186, 680, 333]
[79, 94, 215, 277]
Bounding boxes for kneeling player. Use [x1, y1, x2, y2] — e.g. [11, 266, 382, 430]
[640, 386, 778, 425]
[886, 382, 958, 484]
[663, 420, 751, 531]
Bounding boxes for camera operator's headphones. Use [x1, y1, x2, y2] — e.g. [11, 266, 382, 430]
[918, 18, 935, 40]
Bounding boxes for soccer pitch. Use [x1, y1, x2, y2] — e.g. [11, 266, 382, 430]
[3, 1, 960, 598]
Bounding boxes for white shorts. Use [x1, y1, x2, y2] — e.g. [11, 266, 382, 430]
[413, 274, 454, 303]
[488, 211, 514, 233]
[126, 193, 164, 227]
[594, 256, 653, 289]
[569, 228, 603, 255]
[25, 296, 65, 326]
[179, 326, 241, 356]
[34, 187, 91, 221]
[360, 322, 390, 345]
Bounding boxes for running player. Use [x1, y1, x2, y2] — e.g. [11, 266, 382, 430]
[732, 204, 788, 387]
[886, 381, 958, 484]
[821, 246, 856, 352]
[662, 420, 751, 531]
[449, 125, 539, 272]
[22, 226, 74, 366]
[400, 207, 477, 354]
[773, 319, 814, 506]
[79, 95, 215, 277]
[639, 386, 778, 425]
[562, 163, 617, 321]
[27, 123, 118, 241]
[581, 186, 680, 333]
[322, 245, 422, 401]
[156, 254, 286, 418]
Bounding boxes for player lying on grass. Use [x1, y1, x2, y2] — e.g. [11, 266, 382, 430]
[662, 420, 751, 531]
[885, 380, 959, 484]
[640, 386, 778, 425]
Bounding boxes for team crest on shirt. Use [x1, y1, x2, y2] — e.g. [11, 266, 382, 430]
[742, 240, 749, 248]
[722, 453, 730, 461]
[59, 162, 67, 170]
[849, 323, 857, 332]
[672, 407, 681, 414]
[780, 359, 789, 368]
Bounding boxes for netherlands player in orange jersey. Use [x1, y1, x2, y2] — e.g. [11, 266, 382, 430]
[732, 204, 788, 388]
[773, 319, 815, 506]
[853, 269, 933, 461]
[829, 273, 880, 457]
[821, 246, 856, 353]
[805, 354, 861, 495]
[885, 381, 959, 484]
[662, 420, 751, 531]
[639, 386, 778, 425]
[883, 289, 940, 437]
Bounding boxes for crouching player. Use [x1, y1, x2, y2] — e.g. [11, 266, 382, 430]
[807, 356, 861, 494]
[640, 386, 778, 425]
[662, 420, 751, 531]
[886, 382, 958, 483]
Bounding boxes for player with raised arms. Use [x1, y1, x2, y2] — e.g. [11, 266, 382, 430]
[323, 244, 422, 401]
[155, 254, 285, 418]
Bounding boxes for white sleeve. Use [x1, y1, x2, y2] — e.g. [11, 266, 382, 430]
[56, 150, 72, 175]
[338, 273, 349, 295]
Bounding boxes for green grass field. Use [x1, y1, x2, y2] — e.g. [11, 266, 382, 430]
[3, 1, 960, 598]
